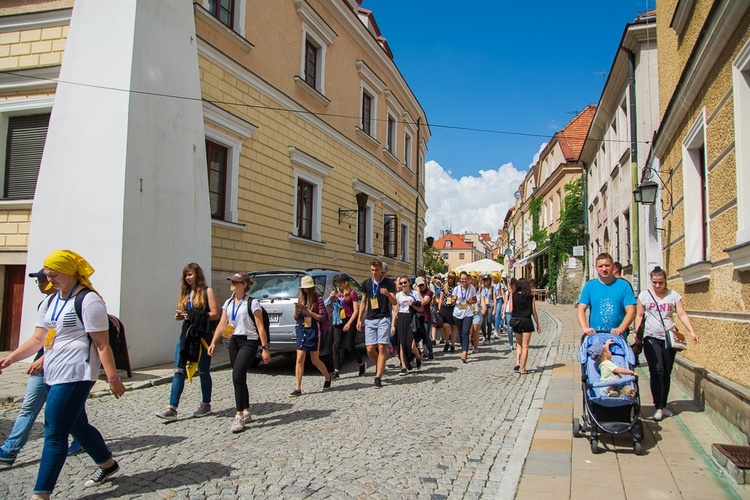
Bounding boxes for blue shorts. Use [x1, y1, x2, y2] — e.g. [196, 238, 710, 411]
[472, 313, 482, 325]
[365, 317, 391, 345]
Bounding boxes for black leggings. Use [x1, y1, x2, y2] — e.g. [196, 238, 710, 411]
[229, 336, 260, 412]
[332, 318, 363, 370]
[396, 312, 417, 364]
[643, 336, 676, 410]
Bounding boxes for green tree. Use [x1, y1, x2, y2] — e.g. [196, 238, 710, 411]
[548, 177, 584, 292]
[495, 253, 505, 264]
[423, 241, 448, 275]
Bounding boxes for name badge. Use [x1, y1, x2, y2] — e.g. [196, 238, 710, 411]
[339, 309, 347, 320]
[222, 324, 235, 339]
[370, 297, 379, 310]
[44, 328, 57, 350]
[303, 316, 312, 328]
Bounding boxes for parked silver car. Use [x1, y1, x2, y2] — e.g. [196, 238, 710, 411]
[246, 269, 364, 367]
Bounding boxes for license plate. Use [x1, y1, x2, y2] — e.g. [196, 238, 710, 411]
[269, 313, 280, 323]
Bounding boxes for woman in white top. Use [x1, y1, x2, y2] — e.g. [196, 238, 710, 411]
[634, 266, 699, 421]
[391, 276, 423, 376]
[0, 249, 126, 497]
[452, 271, 478, 363]
[208, 273, 270, 433]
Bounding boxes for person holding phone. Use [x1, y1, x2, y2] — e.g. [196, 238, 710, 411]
[289, 276, 330, 396]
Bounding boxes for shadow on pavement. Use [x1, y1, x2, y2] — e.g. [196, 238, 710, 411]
[76, 461, 235, 499]
[213, 401, 294, 418]
[250, 408, 335, 428]
[108, 434, 188, 455]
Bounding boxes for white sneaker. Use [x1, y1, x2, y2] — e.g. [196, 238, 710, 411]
[661, 408, 673, 418]
[231, 415, 244, 433]
[653, 410, 663, 421]
[241, 411, 253, 424]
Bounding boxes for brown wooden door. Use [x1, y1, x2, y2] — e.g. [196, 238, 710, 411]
[1, 265, 25, 351]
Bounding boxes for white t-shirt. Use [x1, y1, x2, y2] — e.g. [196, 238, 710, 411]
[36, 290, 109, 385]
[222, 295, 262, 340]
[638, 289, 682, 340]
[452, 285, 477, 319]
[396, 290, 421, 314]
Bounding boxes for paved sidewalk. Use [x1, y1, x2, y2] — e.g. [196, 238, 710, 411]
[516, 303, 750, 500]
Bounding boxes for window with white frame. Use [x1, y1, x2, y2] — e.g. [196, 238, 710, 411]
[203, 0, 246, 36]
[356, 201, 374, 254]
[386, 113, 397, 156]
[203, 102, 256, 224]
[383, 213, 398, 258]
[296, 0, 336, 97]
[682, 111, 709, 264]
[404, 131, 412, 170]
[289, 147, 332, 242]
[733, 39, 750, 244]
[556, 189, 562, 219]
[400, 222, 409, 262]
[356, 61, 384, 140]
[0, 97, 54, 201]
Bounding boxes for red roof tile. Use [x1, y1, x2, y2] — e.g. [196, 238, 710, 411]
[557, 105, 596, 162]
[433, 234, 474, 250]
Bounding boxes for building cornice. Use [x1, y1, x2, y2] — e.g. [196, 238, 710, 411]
[0, 7, 71, 33]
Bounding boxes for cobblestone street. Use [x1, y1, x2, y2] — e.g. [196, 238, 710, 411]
[0, 310, 559, 499]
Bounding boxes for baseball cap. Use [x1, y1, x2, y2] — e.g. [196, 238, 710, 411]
[28, 268, 46, 280]
[587, 343, 604, 362]
[415, 277, 426, 286]
[226, 272, 249, 282]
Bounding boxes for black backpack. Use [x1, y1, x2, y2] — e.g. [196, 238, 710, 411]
[247, 297, 270, 357]
[46, 288, 125, 357]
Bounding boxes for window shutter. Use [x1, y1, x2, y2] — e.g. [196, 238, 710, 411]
[4, 113, 50, 199]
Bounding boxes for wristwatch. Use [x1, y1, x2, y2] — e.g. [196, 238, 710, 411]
[261, 345, 269, 350]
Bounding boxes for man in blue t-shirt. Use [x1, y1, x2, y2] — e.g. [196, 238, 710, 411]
[577, 253, 636, 337]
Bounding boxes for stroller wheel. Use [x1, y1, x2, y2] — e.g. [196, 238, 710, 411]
[633, 441, 643, 455]
[634, 421, 644, 440]
[572, 417, 581, 438]
[590, 439, 599, 454]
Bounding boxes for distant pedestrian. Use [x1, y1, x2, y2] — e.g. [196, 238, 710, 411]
[469, 274, 482, 353]
[0, 269, 57, 465]
[491, 273, 506, 341]
[479, 275, 493, 345]
[207, 273, 270, 433]
[415, 277, 435, 360]
[439, 273, 458, 352]
[508, 278, 540, 374]
[634, 266, 699, 421]
[156, 263, 220, 421]
[452, 271, 477, 363]
[0, 249, 126, 496]
[357, 259, 397, 387]
[392, 275, 423, 375]
[290, 276, 331, 395]
[327, 274, 365, 379]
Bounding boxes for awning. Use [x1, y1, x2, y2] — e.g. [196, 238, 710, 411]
[513, 246, 549, 268]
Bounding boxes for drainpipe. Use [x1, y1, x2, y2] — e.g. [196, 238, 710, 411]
[414, 117, 421, 275]
[625, 48, 641, 295]
[581, 163, 589, 281]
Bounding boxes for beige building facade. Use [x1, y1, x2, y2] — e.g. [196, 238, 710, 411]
[0, 1, 428, 363]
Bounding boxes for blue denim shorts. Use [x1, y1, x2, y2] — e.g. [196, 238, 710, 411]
[365, 317, 391, 345]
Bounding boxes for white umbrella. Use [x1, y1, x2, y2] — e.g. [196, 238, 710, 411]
[453, 258, 504, 275]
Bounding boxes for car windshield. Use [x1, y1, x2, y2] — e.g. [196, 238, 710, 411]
[248, 273, 302, 299]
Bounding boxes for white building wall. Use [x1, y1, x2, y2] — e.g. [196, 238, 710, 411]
[20, 0, 211, 368]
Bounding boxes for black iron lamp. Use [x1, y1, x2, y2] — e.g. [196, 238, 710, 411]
[633, 179, 659, 205]
[426, 236, 435, 247]
[338, 192, 369, 224]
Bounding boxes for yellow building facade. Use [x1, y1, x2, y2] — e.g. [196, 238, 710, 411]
[0, 1, 428, 351]
[653, 0, 750, 442]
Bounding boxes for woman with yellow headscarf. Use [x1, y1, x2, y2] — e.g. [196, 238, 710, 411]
[0, 249, 124, 498]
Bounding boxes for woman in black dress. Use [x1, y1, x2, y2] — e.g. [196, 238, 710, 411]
[508, 278, 540, 374]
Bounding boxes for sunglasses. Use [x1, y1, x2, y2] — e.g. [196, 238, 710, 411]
[398, 281, 409, 285]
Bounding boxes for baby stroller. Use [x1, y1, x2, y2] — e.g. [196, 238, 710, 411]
[572, 333, 644, 455]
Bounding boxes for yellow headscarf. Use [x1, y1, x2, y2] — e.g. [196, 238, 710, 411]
[43, 249, 97, 292]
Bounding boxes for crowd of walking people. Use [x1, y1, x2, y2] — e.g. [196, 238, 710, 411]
[0, 250, 699, 498]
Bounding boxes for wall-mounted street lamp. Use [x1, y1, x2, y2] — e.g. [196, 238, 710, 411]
[338, 192, 369, 224]
[426, 236, 435, 247]
[632, 179, 659, 205]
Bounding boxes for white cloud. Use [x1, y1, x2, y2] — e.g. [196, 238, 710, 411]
[424, 159, 527, 239]
[529, 142, 547, 169]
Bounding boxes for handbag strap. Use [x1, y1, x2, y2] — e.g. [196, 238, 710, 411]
[647, 290, 672, 348]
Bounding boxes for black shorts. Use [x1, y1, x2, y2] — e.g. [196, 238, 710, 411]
[441, 305, 455, 326]
[509, 317, 534, 333]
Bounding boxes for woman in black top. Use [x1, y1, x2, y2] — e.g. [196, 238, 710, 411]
[508, 278, 540, 374]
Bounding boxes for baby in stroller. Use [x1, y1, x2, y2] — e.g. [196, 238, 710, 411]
[589, 339, 637, 397]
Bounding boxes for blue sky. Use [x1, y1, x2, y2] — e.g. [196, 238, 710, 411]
[361, 1, 653, 237]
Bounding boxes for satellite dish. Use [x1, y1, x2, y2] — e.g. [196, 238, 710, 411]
[528, 241, 537, 251]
